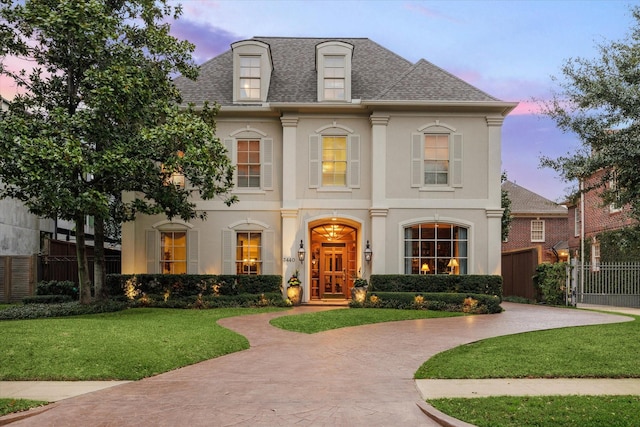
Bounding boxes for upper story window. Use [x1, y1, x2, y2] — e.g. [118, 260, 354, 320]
[323, 56, 345, 100]
[316, 41, 353, 102]
[608, 174, 622, 213]
[591, 237, 601, 272]
[308, 124, 360, 190]
[424, 134, 449, 185]
[531, 220, 545, 242]
[411, 125, 462, 189]
[224, 130, 273, 192]
[237, 139, 261, 188]
[574, 206, 581, 237]
[239, 56, 261, 100]
[231, 40, 272, 103]
[322, 136, 347, 186]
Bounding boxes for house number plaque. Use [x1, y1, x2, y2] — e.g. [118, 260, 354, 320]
[283, 257, 297, 263]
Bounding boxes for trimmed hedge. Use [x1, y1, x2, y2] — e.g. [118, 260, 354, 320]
[23, 295, 73, 304]
[0, 301, 128, 320]
[370, 274, 502, 299]
[350, 291, 502, 314]
[36, 280, 79, 299]
[105, 274, 282, 299]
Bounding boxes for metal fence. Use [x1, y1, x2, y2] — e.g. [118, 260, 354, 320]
[571, 261, 640, 308]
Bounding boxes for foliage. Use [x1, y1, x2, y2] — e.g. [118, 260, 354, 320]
[349, 292, 502, 314]
[0, 398, 48, 416]
[23, 295, 73, 304]
[0, 307, 284, 380]
[593, 226, 640, 262]
[287, 271, 301, 286]
[428, 395, 640, 427]
[36, 280, 78, 299]
[501, 172, 513, 242]
[270, 308, 462, 334]
[539, 5, 640, 221]
[532, 262, 567, 305]
[105, 274, 282, 299]
[0, 301, 127, 320]
[370, 274, 503, 299]
[416, 312, 640, 379]
[0, 0, 236, 303]
[353, 277, 369, 288]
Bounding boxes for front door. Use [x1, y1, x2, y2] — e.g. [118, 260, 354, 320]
[321, 243, 346, 298]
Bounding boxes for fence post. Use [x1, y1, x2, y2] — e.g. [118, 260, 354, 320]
[569, 257, 577, 307]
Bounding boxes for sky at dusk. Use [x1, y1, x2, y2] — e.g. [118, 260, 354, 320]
[2, 0, 638, 202]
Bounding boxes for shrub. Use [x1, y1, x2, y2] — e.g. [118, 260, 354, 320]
[23, 295, 73, 304]
[36, 280, 78, 299]
[369, 274, 502, 300]
[105, 274, 282, 300]
[532, 262, 567, 305]
[0, 301, 128, 320]
[349, 292, 502, 314]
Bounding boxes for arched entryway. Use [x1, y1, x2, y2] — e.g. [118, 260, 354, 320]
[309, 222, 358, 300]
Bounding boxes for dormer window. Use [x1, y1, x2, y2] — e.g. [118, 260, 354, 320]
[323, 56, 345, 100]
[231, 40, 272, 103]
[316, 41, 353, 102]
[239, 56, 261, 100]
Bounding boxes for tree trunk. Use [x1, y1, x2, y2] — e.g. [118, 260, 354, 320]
[93, 217, 107, 301]
[75, 216, 93, 304]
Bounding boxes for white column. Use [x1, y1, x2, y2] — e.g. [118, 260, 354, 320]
[370, 208, 388, 275]
[486, 116, 506, 276]
[281, 209, 301, 298]
[370, 115, 389, 206]
[369, 115, 389, 275]
[281, 116, 299, 209]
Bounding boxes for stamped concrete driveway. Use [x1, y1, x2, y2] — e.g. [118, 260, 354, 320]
[5, 303, 632, 426]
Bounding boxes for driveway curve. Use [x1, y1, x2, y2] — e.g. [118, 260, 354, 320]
[4, 303, 632, 426]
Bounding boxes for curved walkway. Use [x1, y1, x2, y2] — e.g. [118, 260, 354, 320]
[1, 303, 635, 426]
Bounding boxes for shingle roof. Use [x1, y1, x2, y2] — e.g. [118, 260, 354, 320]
[175, 37, 502, 106]
[502, 180, 567, 216]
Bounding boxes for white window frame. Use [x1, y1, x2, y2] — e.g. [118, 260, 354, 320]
[609, 176, 622, 213]
[235, 231, 262, 275]
[574, 207, 581, 237]
[239, 56, 261, 100]
[224, 133, 273, 193]
[222, 220, 275, 275]
[402, 223, 469, 275]
[146, 220, 198, 274]
[231, 40, 272, 104]
[530, 220, 545, 242]
[411, 125, 462, 190]
[591, 237, 601, 272]
[308, 130, 360, 191]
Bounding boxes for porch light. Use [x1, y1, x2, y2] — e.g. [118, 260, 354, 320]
[364, 240, 372, 262]
[421, 263, 430, 274]
[298, 240, 306, 262]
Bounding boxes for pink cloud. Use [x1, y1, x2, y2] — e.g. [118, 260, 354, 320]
[0, 56, 37, 100]
[169, 19, 240, 64]
[403, 2, 461, 23]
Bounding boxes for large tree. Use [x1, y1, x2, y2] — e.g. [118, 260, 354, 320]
[540, 6, 640, 220]
[0, 0, 235, 303]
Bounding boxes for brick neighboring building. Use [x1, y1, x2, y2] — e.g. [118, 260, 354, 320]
[502, 180, 568, 263]
[566, 169, 637, 262]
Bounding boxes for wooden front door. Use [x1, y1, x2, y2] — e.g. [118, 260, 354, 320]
[321, 243, 347, 298]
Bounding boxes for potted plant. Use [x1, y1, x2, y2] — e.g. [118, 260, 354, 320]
[286, 271, 303, 305]
[351, 277, 368, 303]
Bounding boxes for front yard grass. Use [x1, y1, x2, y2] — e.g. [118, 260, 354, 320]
[0, 398, 48, 416]
[417, 310, 640, 426]
[415, 313, 640, 379]
[428, 395, 640, 427]
[0, 307, 285, 381]
[270, 307, 463, 333]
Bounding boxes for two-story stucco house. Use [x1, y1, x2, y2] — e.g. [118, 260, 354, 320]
[121, 37, 517, 303]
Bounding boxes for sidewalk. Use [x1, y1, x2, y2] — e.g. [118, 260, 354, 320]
[0, 303, 638, 426]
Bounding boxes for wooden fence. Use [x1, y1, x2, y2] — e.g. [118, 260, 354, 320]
[0, 255, 37, 303]
[501, 247, 540, 300]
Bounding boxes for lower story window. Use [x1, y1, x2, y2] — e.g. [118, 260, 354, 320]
[236, 231, 262, 274]
[404, 223, 468, 275]
[160, 231, 187, 274]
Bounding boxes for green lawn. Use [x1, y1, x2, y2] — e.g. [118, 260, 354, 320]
[270, 307, 463, 333]
[0, 307, 285, 381]
[0, 398, 48, 416]
[416, 310, 640, 426]
[416, 313, 640, 379]
[428, 395, 640, 427]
